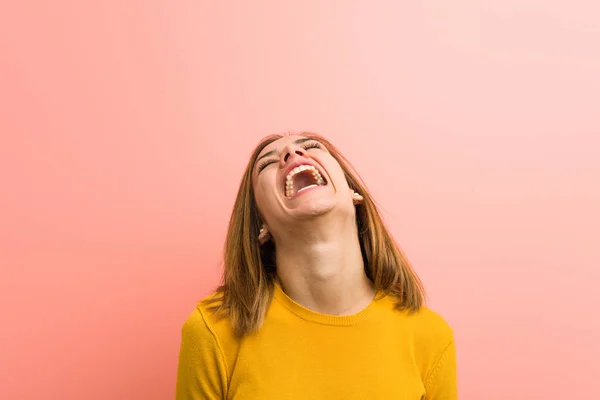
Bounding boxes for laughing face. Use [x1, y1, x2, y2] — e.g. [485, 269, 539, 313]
[252, 135, 357, 233]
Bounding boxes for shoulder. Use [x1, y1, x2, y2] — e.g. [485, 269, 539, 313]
[381, 295, 453, 341]
[405, 305, 454, 344]
[397, 303, 454, 354]
[380, 296, 454, 364]
[183, 292, 236, 338]
[181, 291, 240, 367]
[392, 303, 455, 380]
[181, 299, 214, 340]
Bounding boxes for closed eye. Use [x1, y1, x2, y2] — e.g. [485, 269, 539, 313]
[257, 141, 322, 173]
[303, 142, 322, 150]
[257, 159, 277, 172]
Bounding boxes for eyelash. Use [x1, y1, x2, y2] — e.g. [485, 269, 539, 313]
[257, 142, 323, 172]
[257, 159, 276, 172]
[303, 142, 321, 150]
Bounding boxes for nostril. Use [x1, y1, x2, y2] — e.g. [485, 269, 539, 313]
[284, 149, 304, 163]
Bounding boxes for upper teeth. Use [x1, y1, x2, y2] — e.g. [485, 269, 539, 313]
[285, 165, 325, 198]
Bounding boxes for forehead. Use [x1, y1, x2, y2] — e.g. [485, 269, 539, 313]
[257, 135, 309, 159]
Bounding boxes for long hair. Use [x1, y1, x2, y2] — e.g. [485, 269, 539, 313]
[204, 132, 425, 337]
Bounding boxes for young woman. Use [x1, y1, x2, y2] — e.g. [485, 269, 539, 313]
[176, 132, 457, 399]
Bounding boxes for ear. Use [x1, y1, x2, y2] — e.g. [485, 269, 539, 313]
[258, 225, 271, 245]
[351, 190, 364, 205]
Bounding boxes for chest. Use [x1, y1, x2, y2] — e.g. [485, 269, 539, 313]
[226, 327, 425, 400]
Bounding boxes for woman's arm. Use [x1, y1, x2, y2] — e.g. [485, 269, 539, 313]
[423, 338, 458, 400]
[175, 308, 227, 400]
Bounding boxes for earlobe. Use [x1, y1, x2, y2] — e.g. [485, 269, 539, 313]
[258, 226, 271, 245]
[352, 191, 364, 205]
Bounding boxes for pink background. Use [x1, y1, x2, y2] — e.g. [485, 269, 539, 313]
[1, 1, 599, 399]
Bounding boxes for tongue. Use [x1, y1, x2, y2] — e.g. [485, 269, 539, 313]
[294, 171, 317, 194]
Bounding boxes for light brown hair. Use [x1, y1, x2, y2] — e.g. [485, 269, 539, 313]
[205, 132, 425, 336]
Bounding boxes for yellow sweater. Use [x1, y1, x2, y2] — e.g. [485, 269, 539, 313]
[176, 284, 457, 399]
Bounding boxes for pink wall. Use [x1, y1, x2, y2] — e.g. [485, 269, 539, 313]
[1, 1, 599, 399]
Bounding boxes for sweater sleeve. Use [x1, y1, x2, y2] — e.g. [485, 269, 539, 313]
[175, 307, 228, 400]
[423, 338, 458, 400]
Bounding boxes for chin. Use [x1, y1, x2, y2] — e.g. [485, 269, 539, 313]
[292, 197, 337, 219]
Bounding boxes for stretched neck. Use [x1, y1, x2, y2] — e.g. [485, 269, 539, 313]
[274, 213, 375, 315]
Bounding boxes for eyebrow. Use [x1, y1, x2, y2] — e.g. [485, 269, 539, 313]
[255, 137, 314, 164]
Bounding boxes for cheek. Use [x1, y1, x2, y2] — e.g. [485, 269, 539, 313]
[253, 174, 277, 206]
[324, 161, 349, 190]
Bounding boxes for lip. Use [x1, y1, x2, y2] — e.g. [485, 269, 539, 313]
[281, 158, 328, 198]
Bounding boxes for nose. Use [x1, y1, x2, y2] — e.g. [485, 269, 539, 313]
[280, 144, 306, 164]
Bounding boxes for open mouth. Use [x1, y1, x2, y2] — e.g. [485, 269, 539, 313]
[285, 165, 328, 199]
